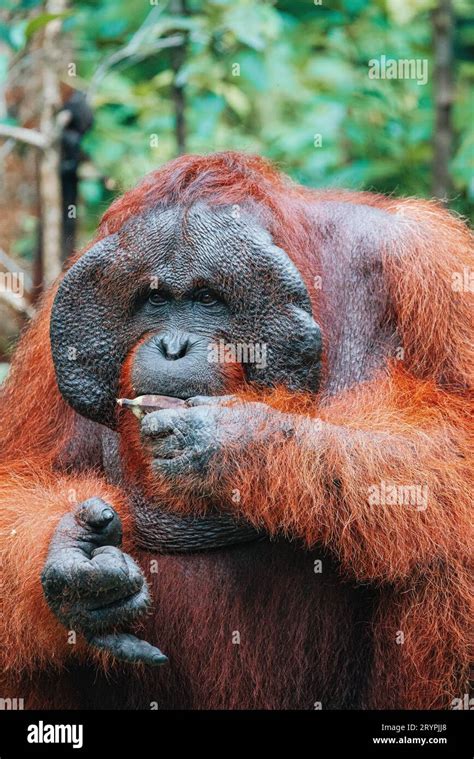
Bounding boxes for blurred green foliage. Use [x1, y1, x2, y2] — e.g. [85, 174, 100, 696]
[2, 0, 473, 237]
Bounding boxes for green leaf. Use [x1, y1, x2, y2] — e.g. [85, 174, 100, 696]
[25, 12, 71, 40]
[224, 3, 281, 50]
[217, 83, 250, 116]
[80, 179, 104, 206]
[9, 21, 27, 51]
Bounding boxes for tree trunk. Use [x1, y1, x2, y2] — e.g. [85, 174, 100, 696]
[432, 0, 454, 201]
[170, 0, 188, 155]
[39, 0, 67, 286]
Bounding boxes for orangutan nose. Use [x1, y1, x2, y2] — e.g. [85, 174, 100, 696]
[158, 332, 190, 361]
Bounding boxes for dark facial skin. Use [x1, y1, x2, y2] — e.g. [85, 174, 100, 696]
[131, 286, 233, 399]
[47, 202, 322, 664]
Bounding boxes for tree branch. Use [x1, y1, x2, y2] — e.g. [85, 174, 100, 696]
[0, 124, 47, 149]
[0, 288, 35, 318]
[432, 0, 454, 200]
[88, 4, 183, 99]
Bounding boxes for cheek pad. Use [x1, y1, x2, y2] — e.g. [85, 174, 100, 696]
[236, 306, 322, 393]
[50, 235, 149, 428]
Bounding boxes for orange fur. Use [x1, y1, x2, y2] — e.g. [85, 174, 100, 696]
[0, 152, 472, 708]
[120, 368, 472, 708]
[0, 289, 133, 681]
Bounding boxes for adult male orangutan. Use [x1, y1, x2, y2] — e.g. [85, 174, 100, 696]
[0, 152, 472, 709]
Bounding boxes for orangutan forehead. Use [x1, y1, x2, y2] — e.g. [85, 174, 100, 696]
[67, 201, 313, 312]
[114, 201, 283, 287]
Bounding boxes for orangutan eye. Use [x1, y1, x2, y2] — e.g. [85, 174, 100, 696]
[148, 290, 168, 306]
[194, 289, 219, 306]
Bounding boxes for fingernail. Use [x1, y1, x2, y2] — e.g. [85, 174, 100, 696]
[152, 653, 168, 665]
[101, 508, 114, 524]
